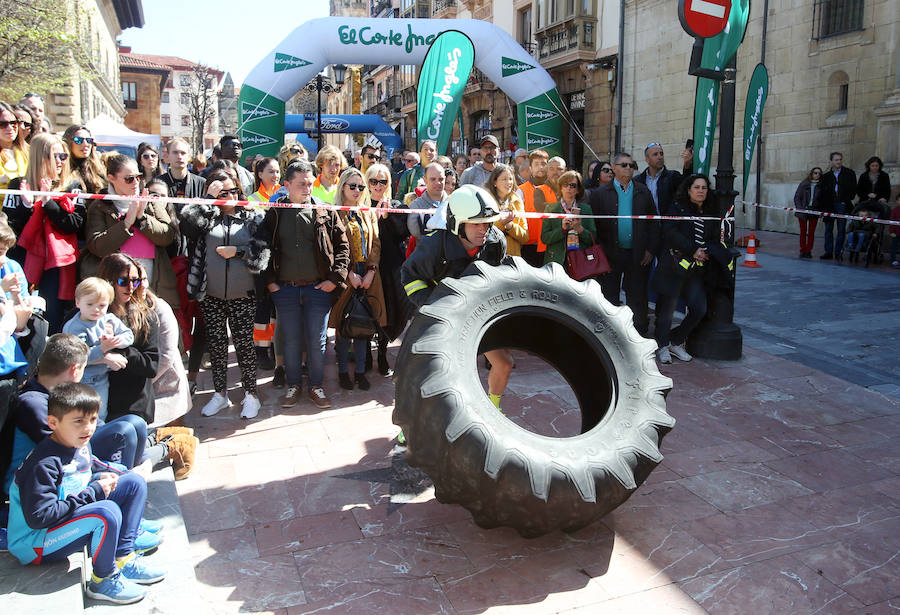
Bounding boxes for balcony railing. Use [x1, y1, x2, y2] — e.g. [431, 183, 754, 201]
[432, 0, 457, 15]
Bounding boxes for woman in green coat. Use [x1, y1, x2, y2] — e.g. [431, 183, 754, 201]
[541, 170, 596, 266]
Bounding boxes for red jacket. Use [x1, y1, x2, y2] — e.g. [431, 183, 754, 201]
[17, 198, 79, 300]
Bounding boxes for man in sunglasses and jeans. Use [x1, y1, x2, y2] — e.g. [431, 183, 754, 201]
[590, 152, 659, 337]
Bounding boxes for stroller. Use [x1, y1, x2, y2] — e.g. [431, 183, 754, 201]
[848, 200, 888, 267]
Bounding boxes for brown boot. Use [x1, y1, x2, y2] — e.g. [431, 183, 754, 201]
[167, 434, 199, 480]
[155, 426, 194, 440]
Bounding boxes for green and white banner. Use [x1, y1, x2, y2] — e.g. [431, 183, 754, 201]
[517, 90, 563, 157]
[416, 31, 474, 153]
[239, 17, 561, 158]
[692, 77, 720, 177]
[742, 63, 769, 196]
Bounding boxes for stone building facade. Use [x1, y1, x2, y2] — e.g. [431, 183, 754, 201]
[118, 50, 169, 135]
[613, 0, 899, 231]
[46, 0, 144, 130]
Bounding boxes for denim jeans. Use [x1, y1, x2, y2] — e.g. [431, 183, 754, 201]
[271, 284, 333, 388]
[846, 231, 871, 252]
[81, 371, 110, 421]
[335, 335, 367, 374]
[823, 202, 848, 256]
[654, 274, 707, 348]
[890, 235, 899, 262]
[92, 414, 148, 468]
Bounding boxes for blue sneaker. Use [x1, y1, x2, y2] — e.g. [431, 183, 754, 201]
[139, 518, 164, 535]
[85, 571, 147, 604]
[0, 527, 7, 552]
[120, 553, 166, 585]
[134, 527, 163, 554]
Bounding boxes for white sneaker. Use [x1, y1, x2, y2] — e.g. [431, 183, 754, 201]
[657, 345, 672, 364]
[669, 343, 693, 362]
[240, 394, 261, 419]
[200, 392, 230, 417]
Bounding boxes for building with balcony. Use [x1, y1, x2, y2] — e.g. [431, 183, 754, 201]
[118, 48, 170, 135]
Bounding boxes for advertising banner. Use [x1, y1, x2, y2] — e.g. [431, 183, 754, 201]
[692, 77, 720, 177]
[742, 63, 768, 196]
[416, 31, 474, 153]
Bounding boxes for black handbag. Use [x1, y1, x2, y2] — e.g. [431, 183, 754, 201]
[339, 289, 380, 340]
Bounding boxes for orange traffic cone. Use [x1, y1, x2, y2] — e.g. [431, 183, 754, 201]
[741, 232, 762, 268]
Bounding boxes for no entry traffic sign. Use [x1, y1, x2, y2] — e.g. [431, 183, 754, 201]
[679, 0, 731, 38]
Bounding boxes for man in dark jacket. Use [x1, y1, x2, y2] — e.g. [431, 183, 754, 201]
[818, 151, 857, 261]
[634, 142, 682, 216]
[401, 185, 512, 411]
[264, 160, 349, 410]
[589, 152, 659, 336]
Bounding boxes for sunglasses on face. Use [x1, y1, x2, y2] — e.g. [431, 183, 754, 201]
[116, 277, 142, 288]
[226, 141, 243, 149]
[219, 188, 241, 197]
[601, 167, 613, 173]
[141, 152, 157, 159]
[562, 182, 579, 189]
[52, 153, 69, 161]
[364, 153, 377, 160]
[368, 178, 388, 186]
[289, 147, 302, 154]
[404, 158, 416, 163]
[0, 120, 18, 129]
[72, 136, 95, 145]
[120, 175, 139, 184]
[346, 183, 365, 192]
[616, 162, 638, 169]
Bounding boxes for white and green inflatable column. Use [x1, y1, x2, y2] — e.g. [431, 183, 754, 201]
[238, 85, 286, 159]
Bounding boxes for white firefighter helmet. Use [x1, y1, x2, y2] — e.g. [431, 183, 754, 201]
[446, 184, 501, 235]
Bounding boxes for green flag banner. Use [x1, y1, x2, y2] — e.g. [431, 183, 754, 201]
[517, 90, 563, 157]
[417, 30, 474, 153]
[238, 84, 286, 159]
[692, 0, 751, 175]
[742, 63, 769, 197]
[693, 77, 720, 177]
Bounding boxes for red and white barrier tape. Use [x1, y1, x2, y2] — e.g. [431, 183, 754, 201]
[741, 200, 900, 227]
[0, 189, 734, 223]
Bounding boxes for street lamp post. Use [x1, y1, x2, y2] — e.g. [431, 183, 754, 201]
[304, 64, 347, 152]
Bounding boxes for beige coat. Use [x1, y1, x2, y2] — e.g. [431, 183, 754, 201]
[327, 209, 388, 329]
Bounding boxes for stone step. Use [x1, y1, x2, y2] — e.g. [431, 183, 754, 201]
[85, 464, 205, 613]
[0, 550, 86, 613]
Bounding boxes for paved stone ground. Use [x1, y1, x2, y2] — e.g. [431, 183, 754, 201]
[178, 254, 900, 615]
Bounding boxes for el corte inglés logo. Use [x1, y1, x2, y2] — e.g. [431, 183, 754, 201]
[240, 102, 277, 122]
[241, 130, 277, 147]
[526, 132, 559, 148]
[501, 56, 535, 77]
[274, 53, 312, 72]
[525, 105, 558, 126]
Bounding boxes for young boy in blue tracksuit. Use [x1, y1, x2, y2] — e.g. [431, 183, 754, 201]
[7, 383, 165, 604]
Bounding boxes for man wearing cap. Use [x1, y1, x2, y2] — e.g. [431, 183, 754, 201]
[459, 135, 499, 188]
[634, 142, 681, 216]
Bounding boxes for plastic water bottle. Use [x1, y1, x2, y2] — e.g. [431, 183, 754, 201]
[567, 229, 579, 251]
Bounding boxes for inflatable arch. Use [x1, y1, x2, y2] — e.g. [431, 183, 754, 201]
[285, 113, 403, 157]
[239, 17, 563, 159]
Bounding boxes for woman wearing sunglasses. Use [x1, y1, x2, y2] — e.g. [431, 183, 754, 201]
[62, 125, 106, 195]
[180, 168, 271, 419]
[136, 142, 164, 188]
[14, 133, 84, 333]
[0, 101, 29, 190]
[541, 170, 597, 268]
[365, 163, 411, 376]
[327, 167, 386, 391]
[81, 155, 178, 309]
[12, 104, 36, 144]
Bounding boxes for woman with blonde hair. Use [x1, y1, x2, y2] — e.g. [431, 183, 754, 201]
[365, 162, 411, 375]
[312, 144, 347, 203]
[15, 133, 84, 332]
[327, 167, 386, 390]
[484, 163, 528, 256]
[0, 101, 28, 190]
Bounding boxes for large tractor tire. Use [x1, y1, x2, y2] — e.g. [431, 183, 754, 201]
[393, 258, 674, 537]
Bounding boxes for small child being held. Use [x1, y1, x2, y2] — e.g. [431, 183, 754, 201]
[7, 382, 165, 604]
[63, 278, 134, 420]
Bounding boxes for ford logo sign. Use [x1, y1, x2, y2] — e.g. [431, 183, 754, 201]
[319, 118, 350, 131]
